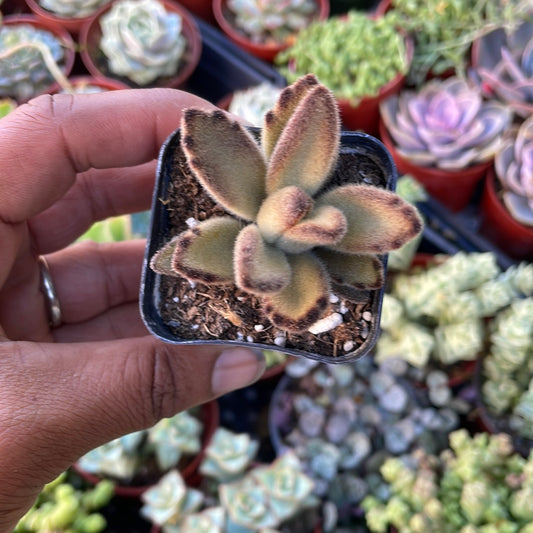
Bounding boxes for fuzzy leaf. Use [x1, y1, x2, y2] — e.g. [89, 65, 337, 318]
[168, 217, 241, 284]
[181, 109, 267, 221]
[234, 224, 292, 295]
[262, 74, 320, 159]
[316, 249, 384, 290]
[150, 235, 182, 277]
[262, 253, 330, 332]
[256, 186, 313, 244]
[265, 84, 340, 196]
[317, 185, 423, 254]
[277, 205, 347, 253]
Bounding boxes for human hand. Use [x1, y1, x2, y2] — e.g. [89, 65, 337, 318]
[0, 89, 265, 532]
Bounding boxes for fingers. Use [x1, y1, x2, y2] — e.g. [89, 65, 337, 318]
[0, 89, 216, 224]
[0, 339, 265, 532]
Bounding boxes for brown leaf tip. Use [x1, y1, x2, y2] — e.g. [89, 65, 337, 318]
[266, 295, 330, 332]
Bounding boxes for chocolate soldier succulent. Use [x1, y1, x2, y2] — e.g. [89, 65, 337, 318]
[150, 74, 422, 333]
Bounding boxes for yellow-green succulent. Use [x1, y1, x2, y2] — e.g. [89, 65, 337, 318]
[151, 74, 422, 332]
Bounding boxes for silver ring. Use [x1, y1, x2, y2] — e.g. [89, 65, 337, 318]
[38, 256, 62, 328]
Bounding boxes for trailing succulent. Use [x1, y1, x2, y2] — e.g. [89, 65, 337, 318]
[150, 74, 422, 332]
[99, 0, 186, 85]
[380, 76, 512, 170]
[494, 115, 533, 228]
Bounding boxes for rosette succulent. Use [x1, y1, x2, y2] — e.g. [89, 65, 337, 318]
[38, 0, 111, 19]
[150, 74, 422, 333]
[226, 0, 318, 45]
[99, 0, 187, 85]
[474, 19, 533, 120]
[494, 115, 533, 227]
[380, 76, 512, 170]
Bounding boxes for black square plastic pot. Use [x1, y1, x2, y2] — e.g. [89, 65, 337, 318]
[140, 129, 397, 363]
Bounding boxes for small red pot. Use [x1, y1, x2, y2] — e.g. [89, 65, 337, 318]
[2, 14, 76, 102]
[479, 167, 533, 261]
[50, 75, 130, 93]
[212, 0, 330, 63]
[379, 119, 491, 212]
[178, 0, 215, 23]
[79, 0, 202, 89]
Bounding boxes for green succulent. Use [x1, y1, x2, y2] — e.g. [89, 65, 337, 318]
[0, 97, 16, 118]
[150, 74, 422, 332]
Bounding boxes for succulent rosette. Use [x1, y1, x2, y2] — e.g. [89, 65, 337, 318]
[495, 115, 533, 227]
[39, 0, 111, 18]
[380, 76, 512, 170]
[99, 0, 186, 85]
[151, 74, 422, 332]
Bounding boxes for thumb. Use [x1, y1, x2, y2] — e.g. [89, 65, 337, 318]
[0, 338, 264, 531]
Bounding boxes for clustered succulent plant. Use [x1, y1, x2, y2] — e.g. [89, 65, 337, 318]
[38, 0, 111, 18]
[276, 11, 409, 103]
[150, 74, 422, 333]
[362, 429, 533, 532]
[377, 252, 533, 369]
[14, 472, 114, 533]
[380, 76, 512, 170]
[0, 23, 70, 101]
[494, 115, 533, 228]
[226, 0, 318, 45]
[474, 19, 533, 120]
[99, 0, 187, 85]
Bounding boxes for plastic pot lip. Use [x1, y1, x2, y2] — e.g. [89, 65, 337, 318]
[2, 13, 76, 101]
[212, 0, 330, 62]
[139, 128, 396, 364]
[78, 0, 202, 89]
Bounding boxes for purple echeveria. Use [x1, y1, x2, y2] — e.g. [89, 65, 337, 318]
[380, 77, 512, 170]
[495, 115, 533, 227]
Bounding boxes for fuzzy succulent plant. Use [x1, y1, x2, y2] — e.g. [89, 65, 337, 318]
[38, 0, 111, 18]
[380, 76, 512, 170]
[150, 74, 422, 333]
[226, 0, 318, 45]
[99, 0, 187, 85]
[494, 115, 533, 228]
[474, 19, 533, 120]
[0, 23, 70, 102]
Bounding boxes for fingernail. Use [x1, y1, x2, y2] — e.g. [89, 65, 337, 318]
[211, 348, 266, 396]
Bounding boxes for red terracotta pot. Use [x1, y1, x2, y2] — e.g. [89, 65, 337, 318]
[212, 0, 330, 63]
[50, 75, 130, 93]
[24, 0, 110, 35]
[379, 119, 492, 212]
[73, 401, 219, 498]
[178, 0, 215, 23]
[79, 0, 202, 89]
[2, 14, 76, 102]
[479, 167, 533, 261]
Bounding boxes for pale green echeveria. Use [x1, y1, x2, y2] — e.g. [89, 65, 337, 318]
[380, 76, 512, 170]
[140, 469, 203, 528]
[200, 427, 258, 483]
[100, 0, 186, 85]
[495, 115, 533, 227]
[177, 507, 226, 533]
[151, 74, 423, 332]
[39, 0, 111, 18]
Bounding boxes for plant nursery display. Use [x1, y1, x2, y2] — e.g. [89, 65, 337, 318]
[0, 15, 75, 101]
[379, 76, 512, 211]
[142, 74, 422, 362]
[276, 11, 411, 134]
[79, 0, 202, 87]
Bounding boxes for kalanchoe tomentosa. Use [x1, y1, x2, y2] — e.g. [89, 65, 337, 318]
[380, 76, 512, 170]
[150, 74, 422, 332]
[494, 115, 533, 227]
[99, 0, 186, 85]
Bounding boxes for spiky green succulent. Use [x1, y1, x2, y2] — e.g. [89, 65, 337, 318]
[151, 74, 422, 332]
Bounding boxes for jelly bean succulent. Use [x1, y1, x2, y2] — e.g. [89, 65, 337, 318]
[37, 0, 111, 19]
[99, 0, 187, 85]
[150, 74, 422, 332]
[494, 115, 533, 228]
[226, 0, 318, 45]
[380, 76, 512, 170]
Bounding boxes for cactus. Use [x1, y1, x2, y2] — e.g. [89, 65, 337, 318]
[99, 0, 187, 85]
[38, 0, 111, 18]
[150, 74, 422, 332]
[380, 76, 512, 170]
[494, 115, 533, 228]
[0, 23, 70, 101]
[226, 0, 318, 45]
